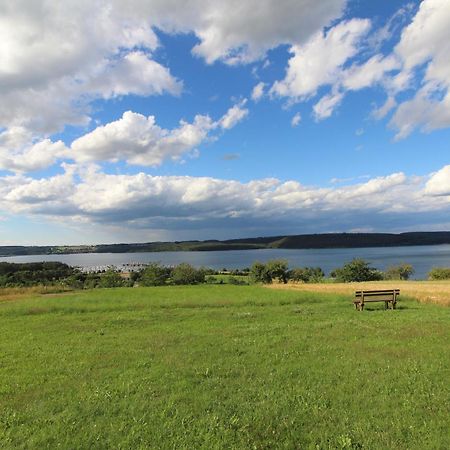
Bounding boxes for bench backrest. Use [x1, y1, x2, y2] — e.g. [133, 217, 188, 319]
[355, 289, 400, 298]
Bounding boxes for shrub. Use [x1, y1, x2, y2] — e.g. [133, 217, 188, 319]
[84, 273, 100, 289]
[98, 268, 124, 288]
[266, 259, 289, 284]
[428, 267, 450, 280]
[289, 267, 324, 283]
[384, 263, 414, 280]
[171, 263, 205, 285]
[139, 263, 171, 286]
[205, 275, 218, 284]
[250, 261, 272, 284]
[228, 276, 247, 285]
[249, 260, 289, 284]
[331, 259, 383, 282]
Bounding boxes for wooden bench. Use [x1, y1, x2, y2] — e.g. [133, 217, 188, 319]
[354, 289, 399, 311]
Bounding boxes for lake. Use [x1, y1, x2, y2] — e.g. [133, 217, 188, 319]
[1, 244, 450, 280]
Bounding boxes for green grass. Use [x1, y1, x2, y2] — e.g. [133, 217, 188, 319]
[1, 285, 450, 449]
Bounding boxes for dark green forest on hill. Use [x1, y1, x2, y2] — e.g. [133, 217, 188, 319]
[1, 231, 450, 257]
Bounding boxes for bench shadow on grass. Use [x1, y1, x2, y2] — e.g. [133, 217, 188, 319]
[357, 303, 417, 312]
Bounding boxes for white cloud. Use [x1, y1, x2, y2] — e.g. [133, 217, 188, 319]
[0, 1, 179, 134]
[1, 164, 448, 235]
[342, 54, 399, 91]
[271, 19, 371, 100]
[0, 127, 69, 172]
[390, 91, 450, 139]
[0, 0, 346, 135]
[71, 111, 214, 167]
[313, 91, 344, 120]
[169, 0, 347, 64]
[251, 82, 266, 102]
[71, 102, 248, 167]
[425, 165, 450, 196]
[389, 0, 450, 137]
[85, 51, 182, 99]
[219, 100, 249, 130]
[372, 96, 397, 120]
[291, 113, 301, 127]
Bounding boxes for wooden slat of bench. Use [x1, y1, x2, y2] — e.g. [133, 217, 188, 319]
[355, 292, 399, 298]
[354, 297, 392, 303]
[355, 289, 399, 295]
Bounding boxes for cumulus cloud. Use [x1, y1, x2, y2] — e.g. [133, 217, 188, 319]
[159, 0, 347, 64]
[0, 127, 69, 172]
[85, 51, 182, 99]
[271, 19, 371, 101]
[1, 164, 448, 235]
[313, 91, 344, 121]
[0, 0, 347, 135]
[342, 54, 400, 91]
[0, 0, 182, 134]
[388, 0, 450, 138]
[71, 112, 213, 166]
[71, 102, 248, 167]
[425, 165, 450, 196]
[219, 100, 249, 130]
[251, 82, 266, 102]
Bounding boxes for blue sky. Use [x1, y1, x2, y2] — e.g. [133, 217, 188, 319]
[0, 0, 449, 245]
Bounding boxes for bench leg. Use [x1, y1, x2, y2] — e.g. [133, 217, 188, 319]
[384, 301, 388, 310]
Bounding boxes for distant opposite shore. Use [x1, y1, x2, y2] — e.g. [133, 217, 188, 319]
[1, 231, 450, 257]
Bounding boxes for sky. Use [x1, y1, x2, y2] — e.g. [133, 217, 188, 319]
[0, 0, 449, 245]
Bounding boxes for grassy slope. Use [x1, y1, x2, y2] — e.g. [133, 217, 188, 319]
[1, 285, 450, 449]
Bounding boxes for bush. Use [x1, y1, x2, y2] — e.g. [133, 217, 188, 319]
[249, 260, 289, 284]
[171, 263, 205, 285]
[266, 259, 289, 283]
[384, 263, 414, 280]
[0, 261, 75, 287]
[331, 259, 383, 282]
[98, 268, 124, 288]
[250, 261, 272, 284]
[428, 267, 450, 280]
[139, 263, 171, 286]
[289, 267, 324, 283]
[228, 276, 247, 285]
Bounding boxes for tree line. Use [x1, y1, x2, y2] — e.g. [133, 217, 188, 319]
[0, 260, 449, 289]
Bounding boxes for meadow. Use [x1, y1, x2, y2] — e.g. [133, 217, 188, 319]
[1, 284, 450, 449]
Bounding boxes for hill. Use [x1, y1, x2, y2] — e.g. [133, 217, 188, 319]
[0, 231, 449, 256]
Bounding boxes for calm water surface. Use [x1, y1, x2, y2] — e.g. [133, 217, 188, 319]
[1, 244, 450, 280]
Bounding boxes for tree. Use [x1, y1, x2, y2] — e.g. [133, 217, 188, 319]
[331, 259, 382, 282]
[428, 267, 450, 280]
[289, 266, 324, 283]
[249, 260, 289, 284]
[249, 261, 272, 284]
[384, 263, 414, 280]
[171, 263, 205, 285]
[139, 263, 171, 286]
[99, 268, 124, 288]
[266, 259, 289, 283]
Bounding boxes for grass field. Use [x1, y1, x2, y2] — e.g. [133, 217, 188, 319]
[269, 280, 450, 306]
[1, 285, 450, 449]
